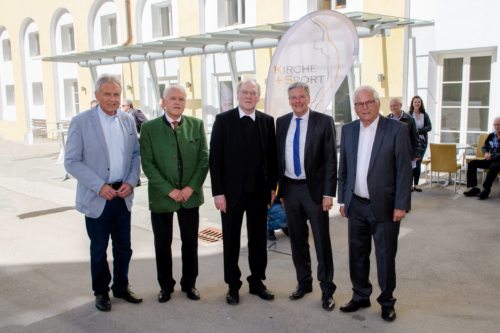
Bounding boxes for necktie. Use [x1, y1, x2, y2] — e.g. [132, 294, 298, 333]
[293, 118, 302, 177]
[172, 121, 179, 130]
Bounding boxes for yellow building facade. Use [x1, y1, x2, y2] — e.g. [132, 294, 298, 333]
[1, 0, 411, 143]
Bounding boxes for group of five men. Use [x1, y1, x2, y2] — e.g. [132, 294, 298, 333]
[65, 74, 413, 323]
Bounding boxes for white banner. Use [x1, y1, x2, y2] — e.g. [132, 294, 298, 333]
[265, 10, 359, 118]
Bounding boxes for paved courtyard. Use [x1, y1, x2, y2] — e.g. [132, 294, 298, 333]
[0, 138, 499, 333]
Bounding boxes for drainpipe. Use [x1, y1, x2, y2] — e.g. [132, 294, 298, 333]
[121, 0, 133, 47]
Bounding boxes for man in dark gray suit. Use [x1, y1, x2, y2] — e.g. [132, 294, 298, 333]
[276, 82, 337, 311]
[338, 85, 412, 322]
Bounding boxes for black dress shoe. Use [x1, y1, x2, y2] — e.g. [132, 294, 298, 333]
[381, 306, 396, 322]
[249, 286, 275, 301]
[226, 289, 239, 305]
[95, 293, 111, 312]
[478, 190, 490, 200]
[267, 230, 277, 241]
[464, 187, 480, 197]
[339, 299, 371, 312]
[321, 293, 335, 311]
[289, 285, 313, 300]
[182, 287, 200, 300]
[158, 290, 172, 303]
[113, 288, 143, 303]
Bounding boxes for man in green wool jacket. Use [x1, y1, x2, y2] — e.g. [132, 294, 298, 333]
[140, 84, 208, 304]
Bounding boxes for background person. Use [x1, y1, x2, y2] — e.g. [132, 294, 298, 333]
[140, 84, 208, 303]
[338, 85, 412, 322]
[463, 117, 500, 200]
[122, 99, 148, 134]
[64, 75, 142, 312]
[276, 82, 337, 312]
[209, 79, 278, 305]
[409, 95, 432, 192]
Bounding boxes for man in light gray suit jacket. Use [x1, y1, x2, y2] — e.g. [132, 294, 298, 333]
[338, 85, 412, 322]
[65, 75, 142, 312]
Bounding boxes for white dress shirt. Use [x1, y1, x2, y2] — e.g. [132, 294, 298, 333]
[98, 107, 125, 183]
[238, 107, 256, 120]
[284, 110, 309, 180]
[165, 114, 182, 129]
[354, 116, 380, 199]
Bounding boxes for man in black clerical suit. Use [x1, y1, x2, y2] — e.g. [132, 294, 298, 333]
[209, 79, 278, 305]
[276, 82, 337, 312]
[338, 85, 412, 322]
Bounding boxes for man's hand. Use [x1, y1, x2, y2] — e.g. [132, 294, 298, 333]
[322, 197, 333, 211]
[339, 205, 346, 218]
[169, 189, 184, 203]
[485, 152, 491, 160]
[99, 184, 117, 201]
[393, 209, 406, 223]
[180, 186, 194, 202]
[116, 183, 133, 198]
[214, 195, 227, 213]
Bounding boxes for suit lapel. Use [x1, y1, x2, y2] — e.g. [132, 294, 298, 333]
[368, 116, 387, 172]
[352, 120, 360, 169]
[90, 109, 110, 167]
[304, 111, 316, 167]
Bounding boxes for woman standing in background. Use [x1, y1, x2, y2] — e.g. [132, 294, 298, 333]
[409, 96, 432, 192]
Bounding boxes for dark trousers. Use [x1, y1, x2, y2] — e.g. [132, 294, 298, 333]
[282, 182, 335, 295]
[413, 143, 427, 185]
[85, 198, 132, 296]
[221, 192, 268, 290]
[347, 195, 400, 307]
[151, 207, 199, 292]
[467, 159, 500, 191]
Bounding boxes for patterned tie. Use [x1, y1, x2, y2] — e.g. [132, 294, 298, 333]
[172, 121, 179, 130]
[293, 118, 302, 177]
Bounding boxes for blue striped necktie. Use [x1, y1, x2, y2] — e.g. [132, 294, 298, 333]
[293, 118, 302, 177]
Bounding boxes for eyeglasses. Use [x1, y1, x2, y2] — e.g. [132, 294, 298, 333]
[240, 90, 258, 96]
[354, 99, 377, 108]
[122, 104, 130, 107]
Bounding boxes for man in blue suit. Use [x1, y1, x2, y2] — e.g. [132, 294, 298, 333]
[276, 82, 337, 312]
[338, 85, 412, 322]
[65, 75, 142, 312]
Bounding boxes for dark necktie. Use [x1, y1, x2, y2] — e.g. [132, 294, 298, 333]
[172, 121, 179, 130]
[293, 118, 302, 177]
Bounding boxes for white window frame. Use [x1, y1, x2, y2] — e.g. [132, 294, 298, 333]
[437, 51, 494, 145]
[152, 3, 173, 38]
[218, 0, 245, 28]
[101, 14, 118, 46]
[28, 31, 40, 57]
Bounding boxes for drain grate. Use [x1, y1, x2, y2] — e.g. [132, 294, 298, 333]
[198, 227, 223, 243]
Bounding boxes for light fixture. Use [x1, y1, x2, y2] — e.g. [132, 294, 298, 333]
[185, 82, 192, 88]
[80, 86, 87, 94]
[377, 74, 385, 82]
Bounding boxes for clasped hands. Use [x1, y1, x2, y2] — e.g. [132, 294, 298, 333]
[169, 186, 194, 203]
[99, 183, 133, 201]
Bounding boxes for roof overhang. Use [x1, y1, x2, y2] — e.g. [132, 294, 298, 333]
[43, 11, 433, 67]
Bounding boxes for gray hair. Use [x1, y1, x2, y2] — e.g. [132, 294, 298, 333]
[123, 99, 133, 108]
[94, 74, 121, 93]
[353, 85, 380, 102]
[288, 82, 310, 98]
[390, 97, 402, 105]
[237, 79, 261, 96]
[163, 84, 187, 98]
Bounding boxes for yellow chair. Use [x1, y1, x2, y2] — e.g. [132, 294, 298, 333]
[429, 143, 462, 192]
[465, 133, 489, 163]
